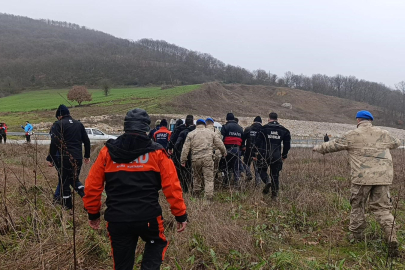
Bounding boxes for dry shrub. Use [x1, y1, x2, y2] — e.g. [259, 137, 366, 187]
[67, 85, 92, 106]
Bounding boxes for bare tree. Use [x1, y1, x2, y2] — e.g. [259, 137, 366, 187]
[100, 79, 111, 96]
[67, 85, 92, 106]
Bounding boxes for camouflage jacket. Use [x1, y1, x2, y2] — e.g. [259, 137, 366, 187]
[313, 121, 400, 185]
[181, 125, 226, 163]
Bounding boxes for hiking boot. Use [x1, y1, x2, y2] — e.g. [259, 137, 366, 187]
[348, 232, 364, 243]
[262, 183, 271, 195]
[271, 192, 278, 201]
[246, 175, 253, 182]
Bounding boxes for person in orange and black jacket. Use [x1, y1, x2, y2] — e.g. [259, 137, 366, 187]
[83, 108, 187, 270]
[153, 119, 171, 150]
[220, 113, 244, 186]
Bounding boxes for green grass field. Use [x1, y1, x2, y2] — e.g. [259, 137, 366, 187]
[0, 85, 201, 129]
[0, 85, 200, 113]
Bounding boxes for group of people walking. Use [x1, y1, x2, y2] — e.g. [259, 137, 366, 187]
[147, 112, 291, 200]
[41, 105, 400, 269]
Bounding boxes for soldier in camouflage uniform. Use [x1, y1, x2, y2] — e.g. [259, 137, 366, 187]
[181, 119, 227, 199]
[313, 110, 400, 256]
[206, 117, 223, 179]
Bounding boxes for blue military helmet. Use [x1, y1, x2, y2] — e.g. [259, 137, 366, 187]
[205, 117, 214, 123]
[356, 110, 374, 121]
[196, 119, 206, 126]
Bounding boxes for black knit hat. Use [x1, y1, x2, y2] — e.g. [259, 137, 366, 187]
[160, 119, 168, 127]
[253, 116, 262, 123]
[185, 115, 194, 126]
[124, 108, 151, 132]
[175, 119, 184, 127]
[55, 104, 70, 118]
[226, 113, 234, 121]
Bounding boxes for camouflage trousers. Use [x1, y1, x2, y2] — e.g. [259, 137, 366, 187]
[350, 184, 397, 241]
[192, 157, 215, 198]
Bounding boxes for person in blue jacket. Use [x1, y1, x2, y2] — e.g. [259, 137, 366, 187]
[21, 121, 33, 143]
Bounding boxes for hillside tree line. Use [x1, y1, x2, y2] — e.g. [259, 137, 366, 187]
[0, 13, 404, 123]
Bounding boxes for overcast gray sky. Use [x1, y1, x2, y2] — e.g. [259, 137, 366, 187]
[2, 0, 404, 86]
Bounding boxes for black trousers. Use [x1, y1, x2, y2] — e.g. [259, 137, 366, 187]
[107, 216, 168, 270]
[258, 160, 283, 195]
[25, 134, 31, 142]
[0, 133, 6, 143]
[57, 158, 83, 209]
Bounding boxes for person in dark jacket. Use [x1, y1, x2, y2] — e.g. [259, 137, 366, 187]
[46, 104, 91, 210]
[256, 112, 291, 199]
[168, 118, 187, 183]
[175, 116, 196, 192]
[0, 123, 7, 143]
[242, 116, 262, 185]
[220, 113, 244, 186]
[153, 119, 171, 149]
[324, 133, 330, 142]
[148, 120, 161, 139]
[83, 108, 187, 270]
[168, 116, 192, 155]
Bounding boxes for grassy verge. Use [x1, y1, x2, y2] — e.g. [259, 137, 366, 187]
[0, 85, 201, 129]
[0, 146, 404, 269]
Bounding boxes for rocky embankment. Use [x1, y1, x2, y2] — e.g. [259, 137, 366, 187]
[33, 114, 405, 140]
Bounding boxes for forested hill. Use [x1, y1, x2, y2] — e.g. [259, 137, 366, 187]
[0, 13, 252, 90]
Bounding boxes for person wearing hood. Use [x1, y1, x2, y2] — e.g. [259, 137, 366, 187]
[181, 119, 226, 200]
[313, 110, 400, 257]
[220, 113, 244, 186]
[148, 119, 161, 139]
[242, 116, 262, 185]
[324, 133, 330, 142]
[153, 119, 171, 149]
[83, 108, 188, 269]
[46, 104, 90, 210]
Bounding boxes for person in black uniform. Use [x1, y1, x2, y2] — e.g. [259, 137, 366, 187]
[242, 116, 262, 185]
[256, 112, 291, 199]
[324, 133, 329, 142]
[174, 116, 195, 192]
[221, 113, 244, 186]
[46, 104, 91, 210]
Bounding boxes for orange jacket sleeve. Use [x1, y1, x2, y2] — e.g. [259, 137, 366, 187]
[158, 150, 187, 222]
[83, 146, 107, 220]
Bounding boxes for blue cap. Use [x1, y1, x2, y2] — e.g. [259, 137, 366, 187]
[356, 110, 374, 121]
[196, 119, 206, 125]
[205, 117, 214, 123]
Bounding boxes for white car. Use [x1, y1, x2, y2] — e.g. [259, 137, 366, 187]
[169, 119, 222, 131]
[85, 128, 118, 141]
